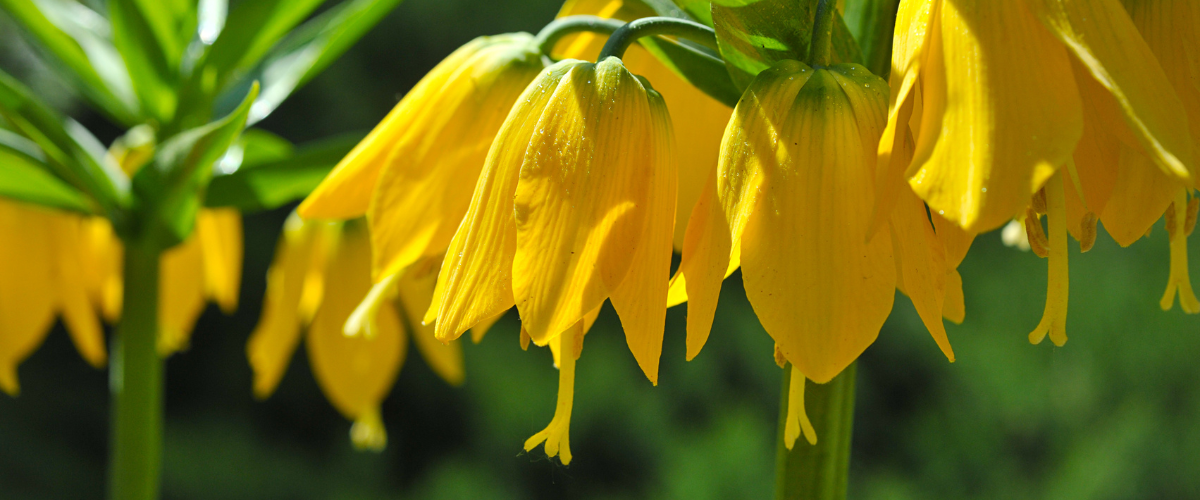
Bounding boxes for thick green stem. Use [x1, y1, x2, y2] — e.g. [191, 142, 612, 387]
[775, 363, 857, 500]
[533, 15, 627, 56]
[808, 0, 836, 67]
[597, 16, 718, 62]
[109, 239, 163, 500]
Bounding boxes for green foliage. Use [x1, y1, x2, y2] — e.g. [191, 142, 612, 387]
[712, 0, 861, 89]
[0, 130, 94, 213]
[842, 0, 900, 78]
[206, 131, 361, 212]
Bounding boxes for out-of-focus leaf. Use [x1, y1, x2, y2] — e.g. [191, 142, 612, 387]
[201, 0, 327, 87]
[0, 70, 128, 212]
[0, 0, 140, 124]
[712, 0, 861, 89]
[842, 0, 898, 78]
[219, 0, 404, 124]
[196, 0, 229, 45]
[134, 83, 257, 246]
[206, 132, 359, 212]
[670, 0, 714, 25]
[0, 133, 94, 213]
[639, 36, 741, 107]
[109, 0, 180, 123]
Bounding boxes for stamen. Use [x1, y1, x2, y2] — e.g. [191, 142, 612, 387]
[1029, 173, 1069, 346]
[1024, 209, 1050, 258]
[1186, 197, 1199, 237]
[1079, 212, 1097, 253]
[783, 365, 817, 449]
[1159, 189, 1200, 313]
[524, 321, 584, 465]
[350, 407, 387, 451]
[344, 272, 400, 338]
[1031, 188, 1047, 214]
[773, 343, 786, 369]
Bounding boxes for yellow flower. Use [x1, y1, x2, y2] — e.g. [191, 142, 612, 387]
[297, 33, 545, 295]
[0, 199, 107, 395]
[247, 215, 464, 451]
[553, 0, 733, 250]
[424, 57, 676, 463]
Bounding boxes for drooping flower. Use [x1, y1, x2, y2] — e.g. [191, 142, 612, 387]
[247, 215, 463, 451]
[297, 33, 545, 310]
[424, 57, 676, 463]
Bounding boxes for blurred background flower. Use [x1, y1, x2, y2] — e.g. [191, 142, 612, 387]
[2, 1, 1199, 499]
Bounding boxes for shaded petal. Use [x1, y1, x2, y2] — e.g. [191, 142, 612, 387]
[0, 200, 57, 395]
[48, 215, 106, 368]
[890, 187, 953, 361]
[1101, 144, 1178, 246]
[197, 209, 242, 314]
[398, 260, 464, 386]
[158, 232, 207, 356]
[670, 170, 733, 360]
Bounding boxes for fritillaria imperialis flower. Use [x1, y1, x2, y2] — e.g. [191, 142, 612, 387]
[424, 57, 677, 463]
[298, 33, 545, 306]
[247, 215, 463, 450]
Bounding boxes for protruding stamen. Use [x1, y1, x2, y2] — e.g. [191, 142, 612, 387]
[1031, 188, 1047, 214]
[350, 407, 387, 452]
[1159, 189, 1200, 313]
[773, 344, 786, 369]
[344, 272, 400, 338]
[1186, 197, 1198, 237]
[1024, 209, 1050, 258]
[524, 321, 583, 465]
[1029, 173, 1069, 346]
[783, 365, 817, 450]
[1079, 212, 1097, 253]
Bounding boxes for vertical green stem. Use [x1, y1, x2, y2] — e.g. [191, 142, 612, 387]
[109, 239, 162, 500]
[808, 0, 836, 67]
[775, 362, 857, 500]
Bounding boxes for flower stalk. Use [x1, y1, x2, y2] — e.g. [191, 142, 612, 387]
[775, 363, 856, 500]
[534, 15, 627, 56]
[808, 0, 836, 67]
[109, 238, 163, 500]
[597, 17, 718, 61]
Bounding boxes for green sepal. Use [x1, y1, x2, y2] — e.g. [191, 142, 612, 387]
[206, 131, 360, 212]
[132, 82, 258, 248]
[713, 0, 862, 89]
[0, 129, 95, 213]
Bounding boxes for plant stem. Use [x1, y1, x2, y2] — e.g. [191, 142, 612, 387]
[597, 16, 718, 61]
[533, 15, 627, 56]
[109, 239, 163, 500]
[775, 362, 857, 500]
[808, 0, 836, 67]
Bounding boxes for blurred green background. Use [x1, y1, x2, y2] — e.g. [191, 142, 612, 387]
[2, 1, 1199, 499]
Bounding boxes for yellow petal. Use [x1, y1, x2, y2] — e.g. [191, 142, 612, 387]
[297, 37, 515, 220]
[470, 309, 507, 344]
[80, 218, 123, 322]
[890, 187, 953, 362]
[1065, 64, 1122, 239]
[48, 215, 106, 368]
[671, 170, 732, 360]
[246, 214, 329, 399]
[909, 0, 1082, 232]
[1100, 144, 1178, 246]
[942, 268, 966, 324]
[196, 209, 242, 314]
[1029, 0, 1195, 183]
[398, 261, 464, 386]
[738, 66, 895, 384]
[158, 233, 207, 356]
[608, 89, 677, 385]
[367, 34, 543, 280]
[511, 58, 655, 343]
[307, 224, 405, 430]
[0, 200, 57, 395]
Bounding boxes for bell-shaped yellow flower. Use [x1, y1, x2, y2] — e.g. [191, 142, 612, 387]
[298, 33, 545, 291]
[247, 215, 463, 451]
[878, 0, 1194, 235]
[0, 199, 108, 395]
[424, 56, 676, 463]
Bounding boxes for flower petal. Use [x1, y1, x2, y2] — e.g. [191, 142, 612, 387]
[890, 187, 954, 361]
[158, 232, 207, 356]
[398, 261, 464, 386]
[0, 200, 57, 395]
[197, 209, 242, 314]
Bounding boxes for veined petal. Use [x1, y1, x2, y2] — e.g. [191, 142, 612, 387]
[427, 64, 575, 341]
[740, 68, 895, 384]
[307, 224, 405, 448]
[609, 88, 677, 384]
[1066, 63, 1122, 239]
[0, 200, 57, 395]
[158, 231, 207, 356]
[48, 215, 106, 368]
[297, 37, 505, 220]
[512, 58, 654, 343]
[1119, 0, 1198, 150]
[368, 36, 543, 280]
[197, 209, 242, 314]
[670, 170, 733, 360]
[1101, 145, 1179, 246]
[890, 187, 954, 361]
[398, 260, 464, 386]
[1029, 0, 1195, 183]
[909, 0, 1082, 232]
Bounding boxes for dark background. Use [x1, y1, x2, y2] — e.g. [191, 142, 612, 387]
[2, 1, 1199, 498]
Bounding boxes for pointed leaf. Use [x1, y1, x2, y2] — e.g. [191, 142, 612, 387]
[206, 132, 360, 212]
[713, 0, 862, 89]
[0, 130, 94, 213]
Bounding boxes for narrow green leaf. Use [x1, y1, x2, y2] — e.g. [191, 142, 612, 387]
[670, 0, 714, 26]
[109, 0, 180, 123]
[206, 132, 359, 212]
[218, 0, 404, 124]
[201, 0, 327, 86]
[0, 129, 94, 213]
[638, 37, 741, 107]
[0, 0, 140, 124]
[0, 69, 128, 212]
[842, 0, 899, 78]
[712, 0, 862, 89]
[133, 82, 258, 246]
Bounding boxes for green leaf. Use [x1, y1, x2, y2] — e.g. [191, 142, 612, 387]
[0, 69, 128, 212]
[206, 131, 359, 212]
[109, 0, 181, 123]
[670, 0, 714, 26]
[217, 0, 404, 123]
[842, 0, 899, 78]
[639, 36, 741, 107]
[712, 0, 862, 89]
[0, 0, 140, 124]
[201, 0, 327, 87]
[133, 82, 258, 247]
[0, 129, 94, 213]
